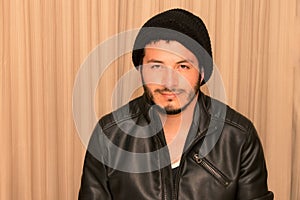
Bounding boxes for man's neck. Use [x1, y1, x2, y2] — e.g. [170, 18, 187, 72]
[158, 94, 199, 163]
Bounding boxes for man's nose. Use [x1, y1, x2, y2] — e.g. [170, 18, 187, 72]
[161, 68, 179, 88]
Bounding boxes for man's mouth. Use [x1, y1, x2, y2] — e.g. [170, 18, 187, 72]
[156, 89, 184, 99]
[160, 92, 177, 99]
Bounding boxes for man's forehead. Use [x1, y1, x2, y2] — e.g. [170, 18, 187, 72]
[144, 40, 198, 65]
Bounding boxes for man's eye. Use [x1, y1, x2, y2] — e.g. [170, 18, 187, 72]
[179, 65, 190, 70]
[151, 64, 162, 69]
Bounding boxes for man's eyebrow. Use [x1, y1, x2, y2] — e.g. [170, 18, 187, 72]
[176, 59, 195, 64]
[146, 59, 195, 64]
[146, 59, 164, 63]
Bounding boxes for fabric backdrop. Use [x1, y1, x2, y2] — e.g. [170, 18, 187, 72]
[1, 0, 299, 199]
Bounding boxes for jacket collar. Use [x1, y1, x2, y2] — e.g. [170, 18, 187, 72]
[138, 91, 216, 138]
[137, 91, 227, 157]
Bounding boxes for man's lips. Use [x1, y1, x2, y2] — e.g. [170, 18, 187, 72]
[157, 91, 182, 99]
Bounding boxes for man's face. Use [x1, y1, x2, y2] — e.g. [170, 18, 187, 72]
[141, 40, 203, 114]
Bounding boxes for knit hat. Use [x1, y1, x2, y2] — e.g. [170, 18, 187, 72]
[132, 8, 213, 85]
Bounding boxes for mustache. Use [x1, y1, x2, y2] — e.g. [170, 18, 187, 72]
[154, 88, 185, 93]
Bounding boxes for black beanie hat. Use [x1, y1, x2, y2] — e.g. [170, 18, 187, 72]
[132, 8, 213, 85]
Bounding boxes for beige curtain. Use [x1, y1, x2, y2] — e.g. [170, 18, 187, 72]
[1, 0, 299, 199]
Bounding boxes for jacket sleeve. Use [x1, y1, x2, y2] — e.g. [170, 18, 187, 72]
[237, 124, 274, 200]
[78, 123, 112, 200]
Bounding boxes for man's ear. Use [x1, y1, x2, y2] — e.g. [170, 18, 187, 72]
[138, 65, 144, 83]
[200, 67, 205, 83]
[138, 65, 143, 74]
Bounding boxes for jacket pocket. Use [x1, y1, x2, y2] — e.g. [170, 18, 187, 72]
[193, 153, 231, 187]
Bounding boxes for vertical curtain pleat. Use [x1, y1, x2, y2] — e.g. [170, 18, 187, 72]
[1, 0, 299, 199]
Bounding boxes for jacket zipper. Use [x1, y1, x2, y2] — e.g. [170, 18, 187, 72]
[193, 153, 230, 187]
[172, 129, 208, 199]
[172, 165, 179, 200]
[153, 133, 169, 200]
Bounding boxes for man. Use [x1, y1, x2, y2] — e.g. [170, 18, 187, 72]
[79, 8, 273, 199]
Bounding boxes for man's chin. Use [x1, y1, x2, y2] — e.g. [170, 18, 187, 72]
[153, 104, 182, 115]
[159, 95, 199, 115]
[144, 89, 199, 115]
[165, 108, 182, 115]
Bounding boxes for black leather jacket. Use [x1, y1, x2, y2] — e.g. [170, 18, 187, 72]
[79, 93, 273, 199]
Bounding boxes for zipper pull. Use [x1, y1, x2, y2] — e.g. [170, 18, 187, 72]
[193, 153, 202, 164]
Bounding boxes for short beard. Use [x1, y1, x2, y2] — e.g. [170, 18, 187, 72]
[142, 75, 201, 115]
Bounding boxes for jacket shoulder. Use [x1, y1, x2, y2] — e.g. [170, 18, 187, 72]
[224, 106, 254, 133]
[98, 96, 144, 131]
[207, 96, 255, 133]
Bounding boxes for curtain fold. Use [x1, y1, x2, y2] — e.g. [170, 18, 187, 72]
[1, 0, 299, 199]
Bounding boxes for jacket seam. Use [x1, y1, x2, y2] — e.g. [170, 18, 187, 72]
[100, 111, 143, 132]
[223, 119, 250, 133]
